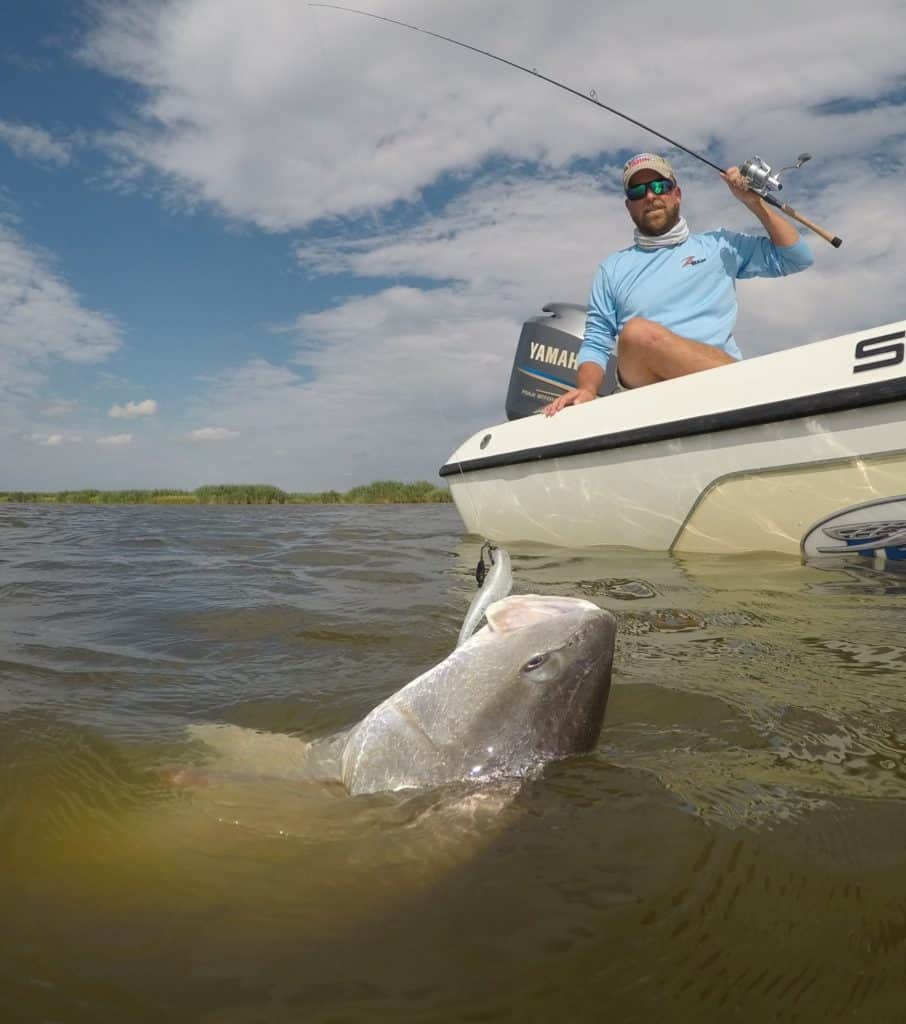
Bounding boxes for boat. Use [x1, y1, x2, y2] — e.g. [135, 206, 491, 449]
[439, 304, 906, 560]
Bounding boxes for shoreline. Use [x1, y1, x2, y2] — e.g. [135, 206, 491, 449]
[0, 481, 452, 506]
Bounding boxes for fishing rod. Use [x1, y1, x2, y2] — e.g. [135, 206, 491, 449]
[309, 3, 842, 247]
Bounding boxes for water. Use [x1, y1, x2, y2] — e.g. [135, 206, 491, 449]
[2, 502, 906, 1023]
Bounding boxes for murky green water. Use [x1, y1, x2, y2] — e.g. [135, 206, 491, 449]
[2, 503, 905, 1023]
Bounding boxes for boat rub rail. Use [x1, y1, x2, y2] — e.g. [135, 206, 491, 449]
[439, 376, 906, 477]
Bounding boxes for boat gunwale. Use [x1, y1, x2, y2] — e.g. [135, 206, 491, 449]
[439, 375, 906, 477]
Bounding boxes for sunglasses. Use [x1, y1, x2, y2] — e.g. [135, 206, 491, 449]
[625, 178, 676, 200]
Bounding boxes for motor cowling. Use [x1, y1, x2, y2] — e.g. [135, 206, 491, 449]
[505, 303, 614, 420]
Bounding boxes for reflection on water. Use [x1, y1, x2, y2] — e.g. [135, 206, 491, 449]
[1, 503, 906, 1023]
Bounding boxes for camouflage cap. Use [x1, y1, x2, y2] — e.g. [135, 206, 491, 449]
[622, 153, 677, 190]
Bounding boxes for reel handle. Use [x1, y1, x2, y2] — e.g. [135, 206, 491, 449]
[762, 193, 842, 248]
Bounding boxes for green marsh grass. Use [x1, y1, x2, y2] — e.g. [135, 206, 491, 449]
[0, 481, 452, 505]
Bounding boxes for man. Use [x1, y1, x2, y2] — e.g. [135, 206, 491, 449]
[544, 153, 814, 414]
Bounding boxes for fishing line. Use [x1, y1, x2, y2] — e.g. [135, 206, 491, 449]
[311, 0, 487, 539]
[308, 0, 330, 62]
[424, 363, 485, 536]
[310, 2, 725, 175]
[309, 2, 842, 246]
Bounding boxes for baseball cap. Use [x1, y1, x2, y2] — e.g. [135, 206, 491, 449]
[622, 153, 677, 190]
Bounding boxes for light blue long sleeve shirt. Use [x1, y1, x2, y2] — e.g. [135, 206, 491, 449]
[577, 230, 814, 368]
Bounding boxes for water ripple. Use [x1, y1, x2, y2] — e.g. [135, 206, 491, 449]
[2, 505, 906, 1022]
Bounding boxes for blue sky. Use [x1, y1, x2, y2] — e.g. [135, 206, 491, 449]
[1, 0, 904, 491]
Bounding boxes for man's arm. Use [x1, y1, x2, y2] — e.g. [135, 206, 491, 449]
[544, 265, 615, 416]
[722, 166, 814, 276]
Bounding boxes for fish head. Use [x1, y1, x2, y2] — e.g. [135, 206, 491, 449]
[341, 594, 616, 795]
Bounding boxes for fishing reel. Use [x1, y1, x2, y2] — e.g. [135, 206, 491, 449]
[739, 153, 812, 195]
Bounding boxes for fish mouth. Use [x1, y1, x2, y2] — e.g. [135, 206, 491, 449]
[484, 594, 601, 635]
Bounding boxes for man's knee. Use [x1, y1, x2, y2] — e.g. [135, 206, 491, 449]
[618, 317, 665, 353]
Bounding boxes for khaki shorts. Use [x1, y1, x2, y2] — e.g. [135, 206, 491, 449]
[613, 367, 633, 393]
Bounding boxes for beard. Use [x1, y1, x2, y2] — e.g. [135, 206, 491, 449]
[630, 202, 681, 237]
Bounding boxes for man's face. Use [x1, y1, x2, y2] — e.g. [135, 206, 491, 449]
[625, 169, 682, 236]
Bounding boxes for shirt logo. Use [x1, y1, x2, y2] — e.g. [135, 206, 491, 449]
[681, 256, 706, 267]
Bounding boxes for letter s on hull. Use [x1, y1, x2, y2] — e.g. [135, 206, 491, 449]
[853, 331, 905, 373]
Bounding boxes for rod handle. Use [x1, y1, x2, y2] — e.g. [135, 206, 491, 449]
[762, 194, 842, 248]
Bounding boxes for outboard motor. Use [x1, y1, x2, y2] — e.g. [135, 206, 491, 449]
[505, 303, 614, 420]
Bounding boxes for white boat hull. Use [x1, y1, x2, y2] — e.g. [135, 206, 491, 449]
[440, 321, 906, 557]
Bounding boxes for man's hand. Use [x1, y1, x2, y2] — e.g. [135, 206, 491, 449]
[543, 387, 596, 417]
[722, 166, 763, 212]
[544, 362, 605, 416]
[722, 165, 801, 248]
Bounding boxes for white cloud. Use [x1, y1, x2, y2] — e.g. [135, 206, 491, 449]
[181, 283, 524, 489]
[41, 399, 78, 417]
[0, 223, 123, 463]
[24, 432, 83, 447]
[0, 120, 72, 166]
[188, 426, 240, 441]
[81, 0, 905, 230]
[0, 225, 121, 373]
[109, 398, 158, 418]
[295, 170, 612, 294]
[96, 433, 133, 446]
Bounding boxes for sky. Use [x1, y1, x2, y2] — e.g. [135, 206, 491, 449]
[1, 0, 904, 492]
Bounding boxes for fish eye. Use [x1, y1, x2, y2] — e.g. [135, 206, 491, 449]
[521, 650, 565, 683]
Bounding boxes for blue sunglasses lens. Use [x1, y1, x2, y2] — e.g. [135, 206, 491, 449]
[626, 178, 675, 200]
